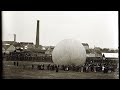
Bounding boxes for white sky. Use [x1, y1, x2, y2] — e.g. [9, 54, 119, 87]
[2, 11, 118, 49]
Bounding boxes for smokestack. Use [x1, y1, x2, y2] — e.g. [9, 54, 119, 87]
[35, 20, 40, 48]
[14, 34, 16, 42]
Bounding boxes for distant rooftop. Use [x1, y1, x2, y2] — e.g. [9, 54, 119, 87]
[20, 42, 34, 45]
[82, 43, 89, 46]
[2, 44, 11, 50]
[2, 41, 15, 45]
[102, 53, 118, 58]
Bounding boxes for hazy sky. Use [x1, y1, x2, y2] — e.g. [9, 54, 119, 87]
[2, 11, 118, 49]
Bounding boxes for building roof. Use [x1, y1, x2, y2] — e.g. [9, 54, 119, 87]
[51, 46, 55, 48]
[2, 47, 5, 51]
[47, 46, 54, 51]
[13, 42, 21, 47]
[42, 46, 49, 50]
[86, 53, 95, 57]
[82, 43, 89, 46]
[20, 42, 34, 45]
[102, 53, 118, 58]
[2, 45, 11, 50]
[26, 48, 46, 53]
[3, 41, 15, 45]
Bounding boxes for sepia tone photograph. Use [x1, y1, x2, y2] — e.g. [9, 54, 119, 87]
[2, 11, 119, 79]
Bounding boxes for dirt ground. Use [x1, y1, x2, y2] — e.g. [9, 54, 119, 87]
[2, 61, 119, 79]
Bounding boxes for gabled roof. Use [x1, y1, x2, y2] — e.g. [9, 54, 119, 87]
[82, 43, 89, 46]
[2, 45, 11, 50]
[2, 47, 5, 51]
[7, 45, 15, 51]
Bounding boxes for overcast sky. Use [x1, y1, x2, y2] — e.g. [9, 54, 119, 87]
[2, 11, 118, 49]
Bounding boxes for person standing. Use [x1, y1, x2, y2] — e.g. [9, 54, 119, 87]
[23, 65, 25, 69]
[17, 61, 19, 66]
[32, 64, 34, 69]
[37, 65, 39, 70]
[14, 61, 16, 66]
[47, 64, 50, 70]
[94, 65, 96, 72]
[62, 65, 65, 71]
[102, 65, 105, 72]
[55, 65, 59, 72]
[56, 67, 58, 72]
[42, 64, 44, 70]
[65, 66, 69, 71]
[81, 66, 83, 72]
[86, 65, 88, 73]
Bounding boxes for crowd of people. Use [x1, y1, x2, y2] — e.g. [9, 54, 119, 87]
[13, 61, 117, 73]
[3, 52, 52, 62]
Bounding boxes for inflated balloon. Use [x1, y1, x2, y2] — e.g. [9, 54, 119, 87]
[52, 39, 86, 65]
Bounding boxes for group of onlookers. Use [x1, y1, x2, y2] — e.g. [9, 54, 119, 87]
[13, 61, 117, 73]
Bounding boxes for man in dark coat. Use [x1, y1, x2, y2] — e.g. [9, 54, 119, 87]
[42, 64, 44, 70]
[32, 64, 34, 69]
[14, 62, 16, 66]
[37, 65, 40, 70]
[62, 65, 65, 71]
[55, 65, 59, 72]
[17, 61, 19, 66]
[47, 64, 50, 70]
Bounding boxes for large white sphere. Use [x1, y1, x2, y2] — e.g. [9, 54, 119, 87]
[52, 39, 86, 65]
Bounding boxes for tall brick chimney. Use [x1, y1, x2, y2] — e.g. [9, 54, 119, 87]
[35, 20, 40, 48]
[14, 34, 16, 42]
